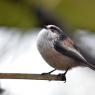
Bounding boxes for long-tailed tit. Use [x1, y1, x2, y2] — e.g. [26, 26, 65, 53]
[37, 25, 95, 82]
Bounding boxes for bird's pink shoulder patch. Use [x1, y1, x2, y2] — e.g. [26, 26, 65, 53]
[63, 38, 74, 47]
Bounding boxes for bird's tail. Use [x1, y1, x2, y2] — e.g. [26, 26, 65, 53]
[85, 61, 95, 71]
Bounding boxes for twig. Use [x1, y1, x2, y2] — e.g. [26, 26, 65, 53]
[0, 73, 64, 81]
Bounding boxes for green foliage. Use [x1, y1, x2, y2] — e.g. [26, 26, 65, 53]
[56, 0, 95, 31]
[0, 0, 37, 29]
[0, 0, 95, 31]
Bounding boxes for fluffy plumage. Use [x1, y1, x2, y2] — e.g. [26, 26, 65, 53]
[37, 25, 95, 71]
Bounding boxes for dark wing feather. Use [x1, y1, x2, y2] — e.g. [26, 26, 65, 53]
[54, 40, 95, 70]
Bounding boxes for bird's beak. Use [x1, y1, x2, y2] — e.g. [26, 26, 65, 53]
[43, 25, 48, 29]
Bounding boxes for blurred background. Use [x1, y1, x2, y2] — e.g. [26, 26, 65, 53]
[0, 0, 95, 95]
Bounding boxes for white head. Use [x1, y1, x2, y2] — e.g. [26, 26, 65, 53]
[36, 25, 67, 60]
[37, 25, 66, 44]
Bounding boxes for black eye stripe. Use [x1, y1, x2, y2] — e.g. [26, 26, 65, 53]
[50, 27, 61, 33]
[49, 26, 67, 39]
[50, 27, 57, 30]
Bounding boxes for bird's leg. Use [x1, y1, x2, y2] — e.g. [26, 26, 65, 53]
[57, 69, 69, 83]
[42, 69, 56, 75]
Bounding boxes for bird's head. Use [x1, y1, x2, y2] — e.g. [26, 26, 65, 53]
[41, 25, 67, 41]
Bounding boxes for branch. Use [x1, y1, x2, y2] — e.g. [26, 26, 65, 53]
[0, 73, 65, 81]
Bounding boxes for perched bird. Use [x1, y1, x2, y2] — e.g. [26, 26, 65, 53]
[37, 25, 95, 82]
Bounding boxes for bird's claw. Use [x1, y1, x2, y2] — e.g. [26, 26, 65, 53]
[57, 73, 66, 83]
[41, 72, 50, 75]
[41, 69, 56, 75]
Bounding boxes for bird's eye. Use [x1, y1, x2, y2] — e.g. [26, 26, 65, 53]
[49, 26, 60, 33]
[51, 29, 55, 32]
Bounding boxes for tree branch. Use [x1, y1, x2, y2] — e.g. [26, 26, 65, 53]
[0, 73, 65, 81]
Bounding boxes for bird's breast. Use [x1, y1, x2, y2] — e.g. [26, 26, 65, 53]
[38, 41, 80, 70]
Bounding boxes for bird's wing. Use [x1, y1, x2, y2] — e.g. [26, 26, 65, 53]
[54, 37, 95, 70]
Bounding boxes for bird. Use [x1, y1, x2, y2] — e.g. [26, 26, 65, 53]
[37, 25, 95, 82]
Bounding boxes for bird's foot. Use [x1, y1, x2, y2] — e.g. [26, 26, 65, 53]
[57, 69, 69, 83]
[42, 69, 56, 75]
[57, 73, 66, 83]
[41, 72, 50, 75]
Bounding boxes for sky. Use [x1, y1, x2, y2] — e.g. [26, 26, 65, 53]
[0, 28, 95, 95]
